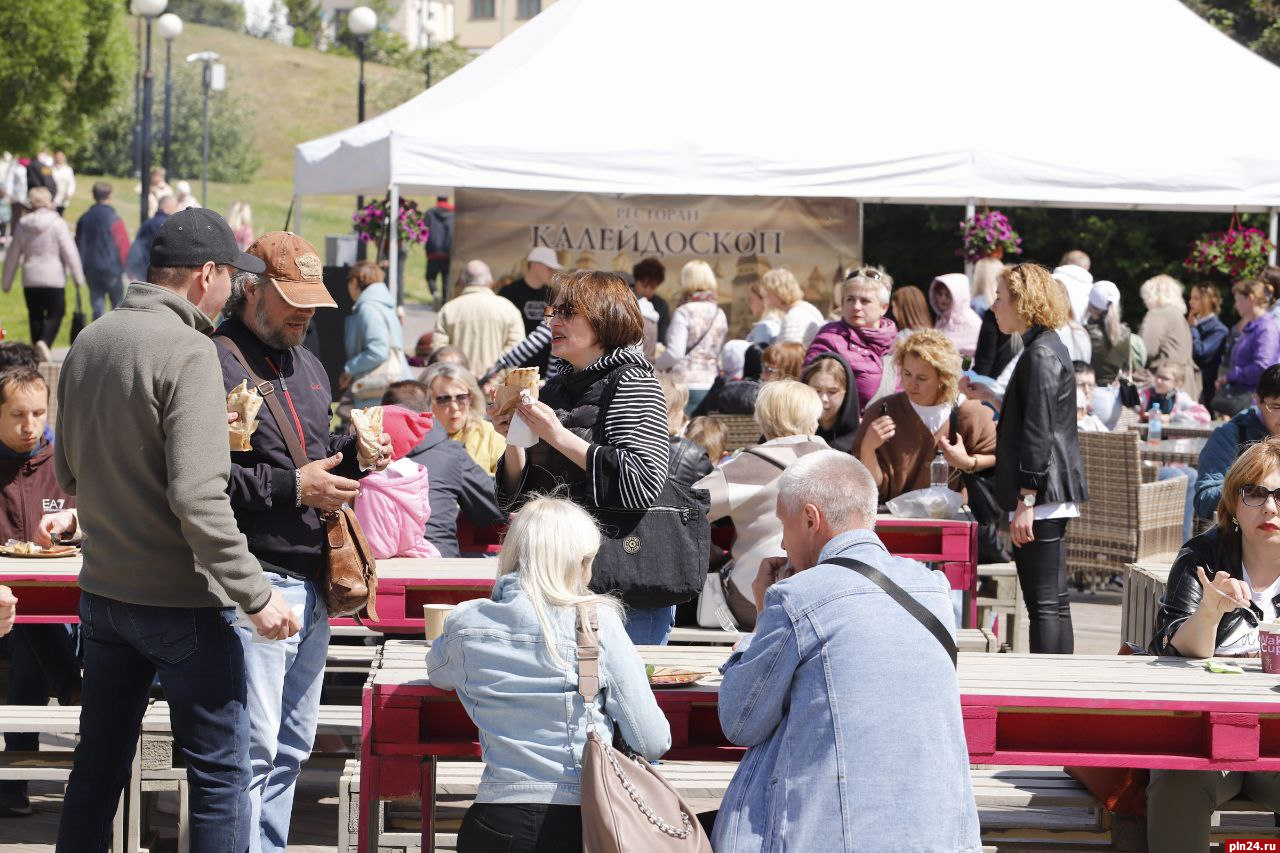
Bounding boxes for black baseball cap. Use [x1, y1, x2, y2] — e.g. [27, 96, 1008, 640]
[150, 208, 266, 273]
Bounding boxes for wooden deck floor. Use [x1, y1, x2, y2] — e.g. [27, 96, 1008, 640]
[0, 590, 1125, 852]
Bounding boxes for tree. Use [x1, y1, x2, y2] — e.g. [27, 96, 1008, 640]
[0, 0, 131, 154]
[1182, 0, 1280, 64]
[284, 0, 324, 48]
[81, 62, 261, 184]
[162, 0, 246, 33]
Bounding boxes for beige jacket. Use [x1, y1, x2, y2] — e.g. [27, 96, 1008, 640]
[1141, 305, 1201, 401]
[432, 285, 525, 373]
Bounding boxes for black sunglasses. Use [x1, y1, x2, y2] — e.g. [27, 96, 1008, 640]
[434, 393, 471, 407]
[543, 304, 578, 321]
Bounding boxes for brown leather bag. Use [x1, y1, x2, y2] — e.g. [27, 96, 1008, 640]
[575, 607, 711, 853]
[214, 336, 378, 621]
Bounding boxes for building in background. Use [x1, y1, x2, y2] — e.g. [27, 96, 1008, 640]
[452, 0, 556, 52]
[316, 0, 455, 50]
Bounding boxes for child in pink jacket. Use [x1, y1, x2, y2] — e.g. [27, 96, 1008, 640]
[354, 405, 441, 559]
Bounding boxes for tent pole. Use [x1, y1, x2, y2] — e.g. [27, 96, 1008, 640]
[856, 199, 864, 266]
[388, 185, 400, 305]
[964, 198, 976, 279]
[1271, 207, 1278, 266]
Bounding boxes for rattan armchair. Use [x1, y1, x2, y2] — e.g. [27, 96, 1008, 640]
[1065, 430, 1187, 591]
[708, 414, 762, 452]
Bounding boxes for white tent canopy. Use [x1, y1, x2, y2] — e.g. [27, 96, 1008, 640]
[296, 0, 1280, 213]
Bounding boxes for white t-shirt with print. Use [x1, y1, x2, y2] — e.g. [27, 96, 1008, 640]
[1213, 564, 1280, 656]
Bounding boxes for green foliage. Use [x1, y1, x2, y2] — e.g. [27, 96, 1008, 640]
[1183, 0, 1280, 63]
[81, 63, 261, 184]
[163, 0, 246, 32]
[284, 0, 324, 47]
[0, 0, 131, 155]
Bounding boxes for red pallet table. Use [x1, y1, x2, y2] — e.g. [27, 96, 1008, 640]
[360, 644, 1280, 853]
[875, 514, 978, 626]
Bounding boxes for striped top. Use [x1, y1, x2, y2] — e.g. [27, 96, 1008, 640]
[583, 348, 670, 510]
[484, 321, 561, 384]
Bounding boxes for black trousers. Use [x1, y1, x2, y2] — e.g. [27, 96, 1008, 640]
[24, 287, 65, 347]
[426, 256, 450, 299]
[1013, 517, 1074, 654]
[457, 802, 582, 853]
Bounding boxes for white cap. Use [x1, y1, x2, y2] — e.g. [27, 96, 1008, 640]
[1089, 280, 1121, 311]
[526, 246, 564, 271]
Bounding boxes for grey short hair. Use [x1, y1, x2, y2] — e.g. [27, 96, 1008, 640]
[224, 269, 261, 319]
[460, 259, 493, 288]
[777, 450, 877, 530]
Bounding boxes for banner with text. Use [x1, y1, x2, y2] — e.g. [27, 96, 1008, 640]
[453, 189, 861, 336]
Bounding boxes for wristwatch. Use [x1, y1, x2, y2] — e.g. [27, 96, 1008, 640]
[1020, 493, 1036, 508]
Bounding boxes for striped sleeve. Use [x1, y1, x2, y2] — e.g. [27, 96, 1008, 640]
[589, 370, 670, 509]
[485, 322, 552, 378]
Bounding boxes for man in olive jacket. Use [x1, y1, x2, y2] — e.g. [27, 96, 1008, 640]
[53, 208, 299, 853]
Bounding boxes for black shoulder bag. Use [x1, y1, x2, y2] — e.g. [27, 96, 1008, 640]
[950, 408, 1010, 564]
[583, 366, 711, 610]
[826, 556, 957, 667]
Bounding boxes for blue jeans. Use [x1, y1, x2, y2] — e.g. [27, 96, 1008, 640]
[624, 605, 675, 645]
[85, 270, 125, 320]
[58, 592, 249, 853]
[235, 574, 330, 853]
[1159, 464, 1198, 545]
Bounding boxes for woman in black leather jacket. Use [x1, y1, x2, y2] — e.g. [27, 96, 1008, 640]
[1145, 437, 1280, 853]
[991, 264, 1088, 654]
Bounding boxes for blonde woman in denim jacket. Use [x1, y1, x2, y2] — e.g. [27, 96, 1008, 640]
[426, 495, 671, 853]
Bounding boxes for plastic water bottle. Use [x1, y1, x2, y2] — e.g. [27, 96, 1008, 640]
[1147, 405, 1162, 445]
[930, 451, 949, 487]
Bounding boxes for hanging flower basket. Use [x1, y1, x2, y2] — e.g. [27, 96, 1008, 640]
[958, 210, 1023, 263]
[1184, 224, 1274, 281]
[353, 197, 430, 256]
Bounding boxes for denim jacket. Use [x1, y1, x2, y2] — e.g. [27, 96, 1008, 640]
[712, 530, 981, 853]
[426, 574, 671, 804]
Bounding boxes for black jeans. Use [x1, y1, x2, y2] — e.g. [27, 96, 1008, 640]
[1013, 517, 1074, 654]
[24, 287, 65, 346]
[426, 256, 450, 299]
[57, 592, 251, 853]
[457, 802, 582, 853]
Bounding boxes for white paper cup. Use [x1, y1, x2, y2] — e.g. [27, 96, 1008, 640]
[1260, 621, 1280, 674]
[423, 603, 455, 643]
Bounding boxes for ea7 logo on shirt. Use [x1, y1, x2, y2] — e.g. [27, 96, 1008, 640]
[42, 499, 65, 513]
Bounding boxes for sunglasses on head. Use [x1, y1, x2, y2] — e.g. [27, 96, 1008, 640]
[844, 267, 883, 282]
[1240, 483, 1280, 508]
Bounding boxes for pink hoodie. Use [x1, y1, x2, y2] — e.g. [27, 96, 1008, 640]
[930, 273, 982, 357]
[354, 459, 441, 559]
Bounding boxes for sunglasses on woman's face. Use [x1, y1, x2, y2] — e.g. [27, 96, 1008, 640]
[1239, 483, 1280, 508]
[543, 304, 578, 321]
[434, 393, 471, 408]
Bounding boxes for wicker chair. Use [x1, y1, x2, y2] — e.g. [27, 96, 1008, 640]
[1065, 430, 1187, 591]
[709, 414, 761, 452]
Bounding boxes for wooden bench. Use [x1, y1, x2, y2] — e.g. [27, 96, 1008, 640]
[977, 562, 1028, 653]
[1120, 561, 1170, 650]
[0, 704, 133, 852]
[137, 702, 361, 853]
[326, 643, 380, 673]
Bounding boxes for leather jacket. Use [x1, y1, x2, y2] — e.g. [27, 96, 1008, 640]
[668, 436, 713, 490]
[1149, 527, 1277, 656]
[994, 325, 1088, 511]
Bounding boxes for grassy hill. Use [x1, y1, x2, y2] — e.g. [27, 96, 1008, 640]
[2, 22, 434, 348]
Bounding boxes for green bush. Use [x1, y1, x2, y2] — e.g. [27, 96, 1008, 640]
[163, 0, 245, 32]
[81, 63, 261, 184]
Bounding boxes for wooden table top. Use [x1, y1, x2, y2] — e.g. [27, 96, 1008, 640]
[371, 642, 1280, 711]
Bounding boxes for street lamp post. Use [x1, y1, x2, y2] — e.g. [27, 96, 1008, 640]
[157, 13, 183, 178]
[186, 51, 223, 207]
[348, 5, 377, 253]
[132, 0, 168, 227]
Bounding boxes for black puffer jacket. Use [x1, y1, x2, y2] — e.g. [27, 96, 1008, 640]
[1149, 527, 1276, 656]
[691, 376, 760, 417]
[994, 325, 1088, 511]
[668, 436, 712, 489]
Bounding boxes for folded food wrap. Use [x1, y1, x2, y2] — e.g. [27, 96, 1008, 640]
[495, 368, 539, 448]
[351, 406, 384, 468]
[226, 380, 263, 452]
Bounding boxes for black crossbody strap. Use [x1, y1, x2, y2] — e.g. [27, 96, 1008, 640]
[824, 556, 958, 667]
[742, 447, 787, 470]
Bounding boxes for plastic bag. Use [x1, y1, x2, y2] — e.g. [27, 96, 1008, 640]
[885, 485, 964, 520]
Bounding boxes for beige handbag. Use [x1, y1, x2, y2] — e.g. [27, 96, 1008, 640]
[575, 606, 713, 853]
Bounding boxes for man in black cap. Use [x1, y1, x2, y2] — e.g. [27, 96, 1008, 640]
[53, 207, 300, 853]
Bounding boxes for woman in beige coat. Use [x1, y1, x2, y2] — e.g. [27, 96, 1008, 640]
[1139, 275, 1200, 401]
[1, 186, 83, 348]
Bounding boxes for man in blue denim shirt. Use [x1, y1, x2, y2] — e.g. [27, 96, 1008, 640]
[713, 450, 981, 853]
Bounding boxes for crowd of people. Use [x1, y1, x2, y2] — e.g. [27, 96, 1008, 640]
[0, 189, 1277, 851]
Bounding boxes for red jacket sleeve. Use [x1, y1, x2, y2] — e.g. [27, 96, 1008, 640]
[111, 219, 129, 266]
